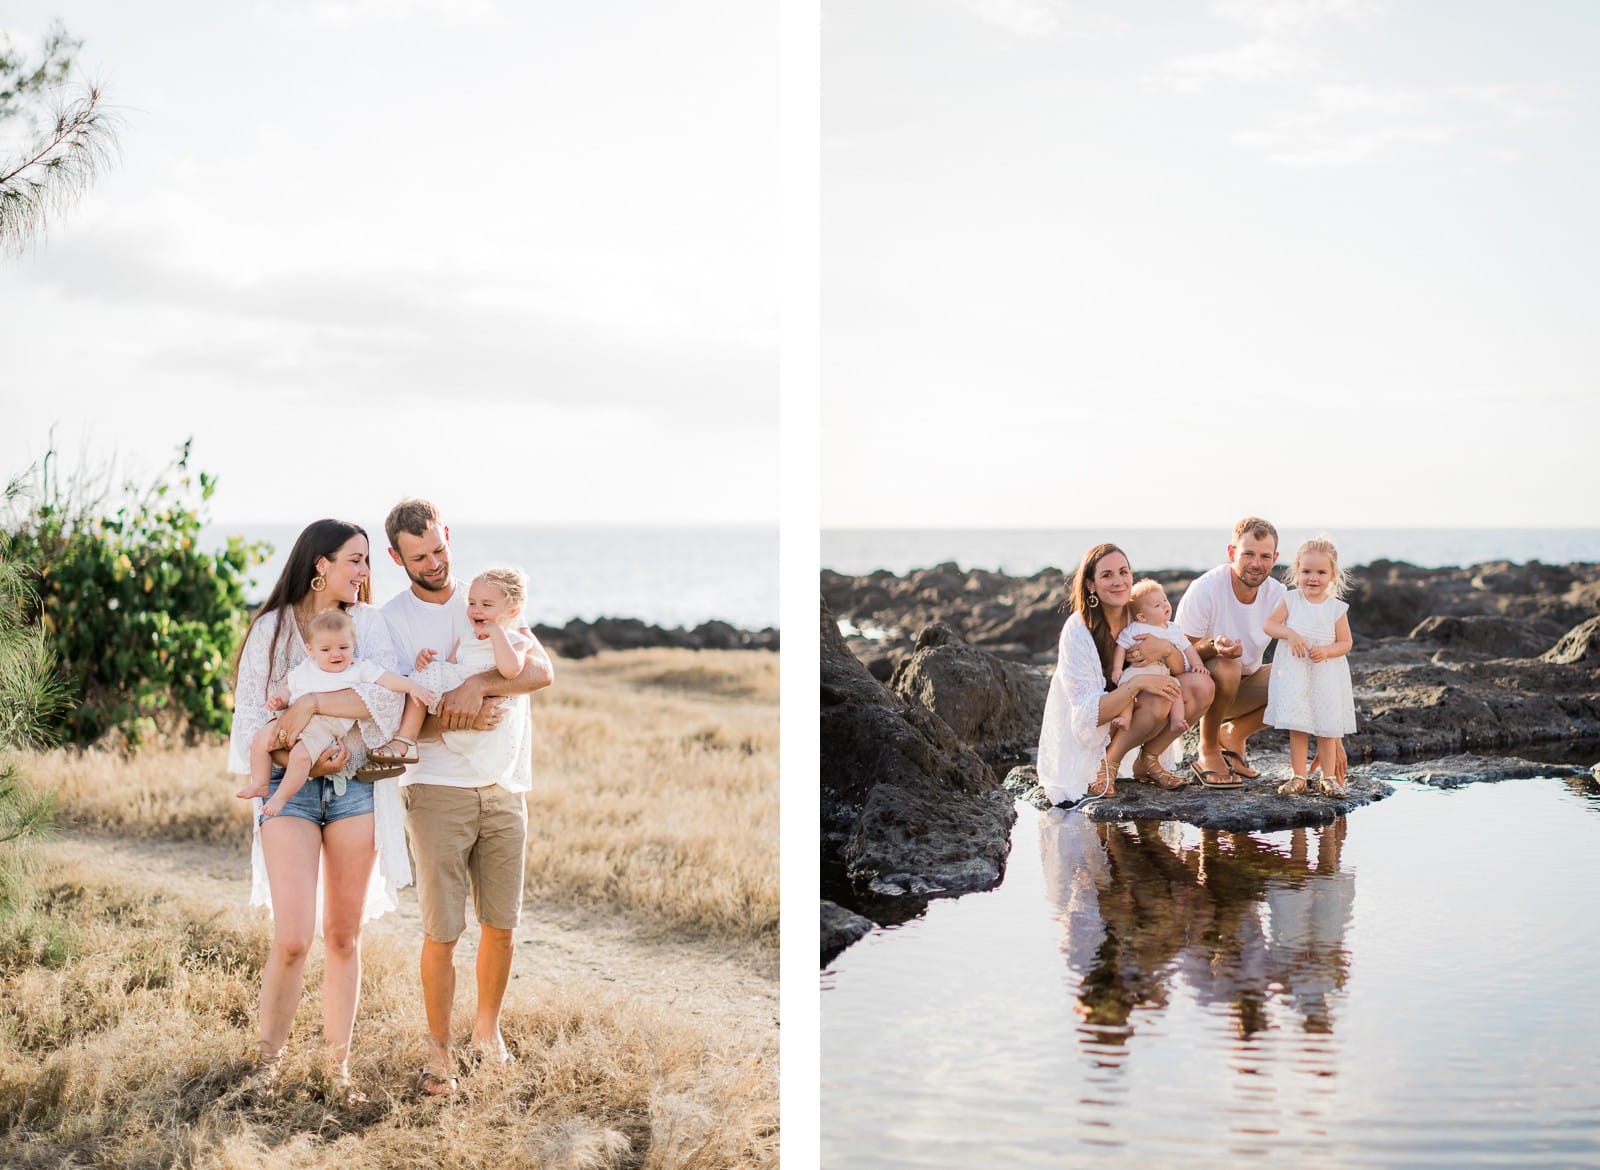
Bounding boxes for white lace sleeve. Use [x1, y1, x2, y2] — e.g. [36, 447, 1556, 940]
[350, 605, 404, 750]
[228, 611, 284, 775]
[1063, 618, 1110, 746]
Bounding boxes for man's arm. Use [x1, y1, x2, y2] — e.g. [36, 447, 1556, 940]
[429, 634, 555, 733]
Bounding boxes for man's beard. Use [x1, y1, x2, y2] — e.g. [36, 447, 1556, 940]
[410, 568, 451, 594]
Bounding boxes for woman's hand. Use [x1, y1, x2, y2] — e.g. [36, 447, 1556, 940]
[274, 695, 317, 748]
[1126, 673, 1180, 701]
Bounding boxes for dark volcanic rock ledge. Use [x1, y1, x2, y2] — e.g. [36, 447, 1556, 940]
[531, 616, 779, 659]
[824, 558, 1600, 759]
[821, 599, 1016, 899]
[1004, 764, 1393, 831]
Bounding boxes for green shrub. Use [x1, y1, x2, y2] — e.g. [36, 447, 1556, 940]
[1, 440, 269, 749]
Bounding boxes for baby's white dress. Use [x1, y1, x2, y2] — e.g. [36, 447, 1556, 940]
[412, 631, 529, 780]
[1263, 592, 1356, 737]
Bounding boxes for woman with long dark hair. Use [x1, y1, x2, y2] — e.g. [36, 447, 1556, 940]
[1037, 542, 1215, 804]
[227, 518, 410, 1099]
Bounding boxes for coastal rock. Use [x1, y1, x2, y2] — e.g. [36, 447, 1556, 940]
[1542, 616, 1600, 665]
[888, 624, 1049, 759]
[821, 900, 875, 963]
[820, 598, 1015, 900]
[821, 558, 1600, 759]
[532, 617, 779, 659]
[1003, 764, 1392, 831]
[1377, 753, 1593, 789]
[1407, 614, 1561, 659]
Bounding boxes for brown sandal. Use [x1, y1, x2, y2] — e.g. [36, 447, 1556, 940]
[1086, 757, 1116, 798]
[1133, 751, 1188, 791]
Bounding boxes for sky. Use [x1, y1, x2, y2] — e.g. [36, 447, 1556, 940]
[822, 0, 1600, 530]
[0, 0, 776, 527]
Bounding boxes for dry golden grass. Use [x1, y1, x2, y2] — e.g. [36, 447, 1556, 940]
[26, 649, 779, 951]
[0, 649, 779, 1167]
[0, 855, 776, 1168]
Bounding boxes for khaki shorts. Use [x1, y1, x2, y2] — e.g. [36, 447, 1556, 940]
[1221, 662, 1272, 720]
[403, 782, 528, 942]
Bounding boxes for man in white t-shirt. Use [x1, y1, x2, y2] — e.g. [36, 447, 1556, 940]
[1170, 516, 1286, 786]
[381, 498, 554, 1097]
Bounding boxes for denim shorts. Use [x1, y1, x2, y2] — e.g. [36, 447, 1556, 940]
[258, 766, 375, 828]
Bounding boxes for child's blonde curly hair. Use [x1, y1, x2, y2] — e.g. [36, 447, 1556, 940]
[1284, 536, 1352, 600]
[474, 565, 528, 610]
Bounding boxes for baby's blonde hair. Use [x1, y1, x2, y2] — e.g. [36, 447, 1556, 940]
[1285, 536, 1351, 600]
[1128, 578, 1168, 618]
[474, 565, 528, 611]
[306, 609, 354, 638]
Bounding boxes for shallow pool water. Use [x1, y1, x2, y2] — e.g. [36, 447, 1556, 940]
[821, 775, 1600, 1169]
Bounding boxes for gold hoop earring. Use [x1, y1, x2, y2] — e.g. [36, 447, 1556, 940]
[1087, 592, 1099, 609]
[310, 574, 328, 592]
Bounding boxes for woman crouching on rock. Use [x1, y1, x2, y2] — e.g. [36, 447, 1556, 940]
[1038, 542, 1215, 805]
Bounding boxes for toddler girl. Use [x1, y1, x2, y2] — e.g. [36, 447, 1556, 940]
[379, 566, 534, 779]
[239, 609, 436, 817]
[1262, 537, 1356, 796]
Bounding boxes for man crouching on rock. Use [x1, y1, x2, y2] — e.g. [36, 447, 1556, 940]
[1163, 517, 1286, 788]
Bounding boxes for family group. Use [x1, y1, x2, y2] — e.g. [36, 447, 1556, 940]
[1038, 517, 1358, 806]
[225, 498, 552, 1100]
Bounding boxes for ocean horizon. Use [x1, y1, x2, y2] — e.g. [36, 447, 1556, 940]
[822, 527, 1600, 579]
[204, 524, 780, 631]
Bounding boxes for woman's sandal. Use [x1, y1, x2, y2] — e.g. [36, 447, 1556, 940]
[367, 736, 419, 766]
[1086, 757, 1117, 799]
[1277, 774, 1309, 795]
[242, 1047, 282, 1103]
[1220, 748, 1261, 780]
[1133, 751, 1188, 791]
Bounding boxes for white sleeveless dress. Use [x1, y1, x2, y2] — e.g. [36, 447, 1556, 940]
[1263, 592, 1356, 737]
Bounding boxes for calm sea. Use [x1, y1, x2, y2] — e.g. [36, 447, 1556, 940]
[823, 528, 1600, 577]
[203, 524, 779, 630]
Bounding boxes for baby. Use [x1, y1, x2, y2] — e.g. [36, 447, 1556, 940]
[1112, 579, 1208, 733]
[238, 609, 436, 817]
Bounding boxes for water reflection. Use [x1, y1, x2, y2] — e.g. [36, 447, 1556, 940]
[1041, 811, 1355, 1056]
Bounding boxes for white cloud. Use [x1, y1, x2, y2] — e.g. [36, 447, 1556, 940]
[944, 0, 1125, 39]
[1234, 81, 1571, 166]
[1155, 39, 1316, 91]
[268, 0, 497, 27]
[1211, 0, 1383, 37]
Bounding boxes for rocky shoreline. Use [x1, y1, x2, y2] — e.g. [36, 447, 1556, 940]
[532, 615, 779, 658]
[820, 558, 1600, 964]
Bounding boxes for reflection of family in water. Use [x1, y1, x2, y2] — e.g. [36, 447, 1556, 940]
[1040, 811, 1356, 1043]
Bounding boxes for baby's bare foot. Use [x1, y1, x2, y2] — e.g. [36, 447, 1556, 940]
[237, 786, 267, 801]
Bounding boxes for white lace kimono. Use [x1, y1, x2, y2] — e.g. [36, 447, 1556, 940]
[227, 603, 412, 922]
[1037, 612, 1179, 805]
